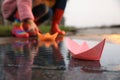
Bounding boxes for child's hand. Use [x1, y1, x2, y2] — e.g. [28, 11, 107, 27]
[27, 20, 39, 32]
[23, 19, 39, 37]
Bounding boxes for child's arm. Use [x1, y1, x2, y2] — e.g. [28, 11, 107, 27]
[16, 0, 34, 21]
[17, 0, 39, 36]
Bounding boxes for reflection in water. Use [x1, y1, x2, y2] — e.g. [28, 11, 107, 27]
[0, 38, 66, 80]
[3, 39, 37, 80]
[68, 58, 102, 73]
[34, 37, 66, 69]
[64, 58, 104, 80]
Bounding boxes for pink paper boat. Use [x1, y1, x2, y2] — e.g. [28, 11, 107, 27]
[66, 38, 106, 60]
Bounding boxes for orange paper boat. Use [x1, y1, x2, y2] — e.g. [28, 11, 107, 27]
[66, 38, 105, 60]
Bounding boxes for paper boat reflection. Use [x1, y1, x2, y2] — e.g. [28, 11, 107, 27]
[69, 58, 102, 73]
[38, 39, 58, 48]
[66, 38, 105, 60]
[37, 32, 58, 41]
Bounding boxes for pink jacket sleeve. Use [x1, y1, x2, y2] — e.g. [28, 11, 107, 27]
[17, 0, 34, 21]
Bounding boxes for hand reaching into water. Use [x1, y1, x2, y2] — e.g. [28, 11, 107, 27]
[23, 19, 39, 37]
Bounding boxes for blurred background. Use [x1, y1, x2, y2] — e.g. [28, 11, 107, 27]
[0, 0, 120, 43]
[0, 0, 120, 27]
[65, 0, 120, 28]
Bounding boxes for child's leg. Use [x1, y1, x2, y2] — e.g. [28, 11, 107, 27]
[11, 11, 29, 38]
[32, 4, 49, 22]
[50, 0, 67, 35]
[35, 8, 53, 25]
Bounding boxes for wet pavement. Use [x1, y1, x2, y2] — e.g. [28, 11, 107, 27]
[0, 37, 120, 80]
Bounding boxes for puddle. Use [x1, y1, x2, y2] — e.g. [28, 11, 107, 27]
[0, 38, 120, 80]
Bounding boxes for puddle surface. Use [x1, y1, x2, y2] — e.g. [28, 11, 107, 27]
[0, 38, 120, 80]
